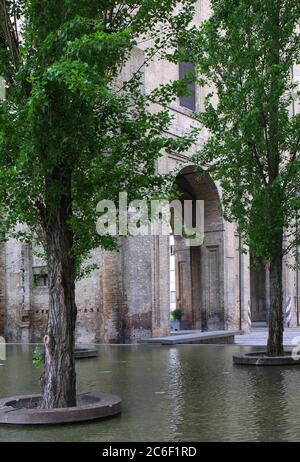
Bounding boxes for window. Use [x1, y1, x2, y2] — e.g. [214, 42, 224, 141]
[179, 62, 196, 111]
[170, 270, 175, 284]
[171, 291, 176, 303]
[33, 267, 48, 287]
[33, 273, 48, 287]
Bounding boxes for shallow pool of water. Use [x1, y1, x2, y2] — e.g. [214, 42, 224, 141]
[0, 344, 300, 442]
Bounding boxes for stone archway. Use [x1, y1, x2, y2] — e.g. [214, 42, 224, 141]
[99, 165, 230, 342]
[172, 166, 225, 331]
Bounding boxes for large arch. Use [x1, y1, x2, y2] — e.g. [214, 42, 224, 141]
[171, 165, 225, 331]
[97, 160, 251, 342]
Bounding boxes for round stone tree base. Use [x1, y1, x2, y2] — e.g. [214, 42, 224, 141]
[41, 348, 98, 360]
[233, 351, 300, 366]
[0, 392, 121, 425]
[75, 348, 98, 359]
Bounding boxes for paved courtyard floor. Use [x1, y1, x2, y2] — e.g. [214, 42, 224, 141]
[235, 327, 300, 346]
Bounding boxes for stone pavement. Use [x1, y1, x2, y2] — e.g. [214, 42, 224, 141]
[235, 328, 300, 346]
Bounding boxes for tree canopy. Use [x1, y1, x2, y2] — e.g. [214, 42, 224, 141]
[185, 0, 300, 355]
[0, 0, 198, 408]
[187, 0, 300, 264]
[0, 0, 197, 271]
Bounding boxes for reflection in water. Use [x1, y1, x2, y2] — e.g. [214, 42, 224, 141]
[165, 348, 184, 439]
[246, 367, 289, 442]
[1, 345, 300, 442]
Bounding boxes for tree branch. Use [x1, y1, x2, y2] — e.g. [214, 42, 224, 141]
[0, 0, 19, 66]
[282, 135, 300, 190]
[247, 141, 268, 186]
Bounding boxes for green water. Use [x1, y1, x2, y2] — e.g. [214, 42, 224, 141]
[0, 344, 300, 442]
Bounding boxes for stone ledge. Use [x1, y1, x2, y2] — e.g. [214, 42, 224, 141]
[139, 330, 243, 345]
[0, 392, 121, 425]
[233, 351, 300, 366]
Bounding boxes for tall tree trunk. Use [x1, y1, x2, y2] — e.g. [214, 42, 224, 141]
[265, 2, 283, 357]
[267, 229, 284, 357]
[41, 170, 77, 409]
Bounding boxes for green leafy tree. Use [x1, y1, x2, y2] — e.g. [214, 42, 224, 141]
[188, 0, 300, 356]
[0, 0, 196, 408]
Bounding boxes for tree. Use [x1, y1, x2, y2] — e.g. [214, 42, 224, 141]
[187, 0, 300, 355]
[0, 0, 197, 408]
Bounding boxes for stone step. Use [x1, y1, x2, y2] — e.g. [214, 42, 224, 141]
[139, 329, 243, 345]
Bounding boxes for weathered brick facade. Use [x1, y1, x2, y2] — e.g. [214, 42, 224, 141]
[0, 0, 299, 343]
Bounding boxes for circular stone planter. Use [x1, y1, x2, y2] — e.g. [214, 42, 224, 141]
[41, 348, 98, 360]
[0, 392, 121, 425]
[233, 351, 300, 366]
[74, 348, 98, 359]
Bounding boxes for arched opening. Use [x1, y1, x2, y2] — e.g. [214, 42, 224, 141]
[169, 166, 225, 331]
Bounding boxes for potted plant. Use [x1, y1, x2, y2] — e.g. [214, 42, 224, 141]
[170, 309, 186, 331]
